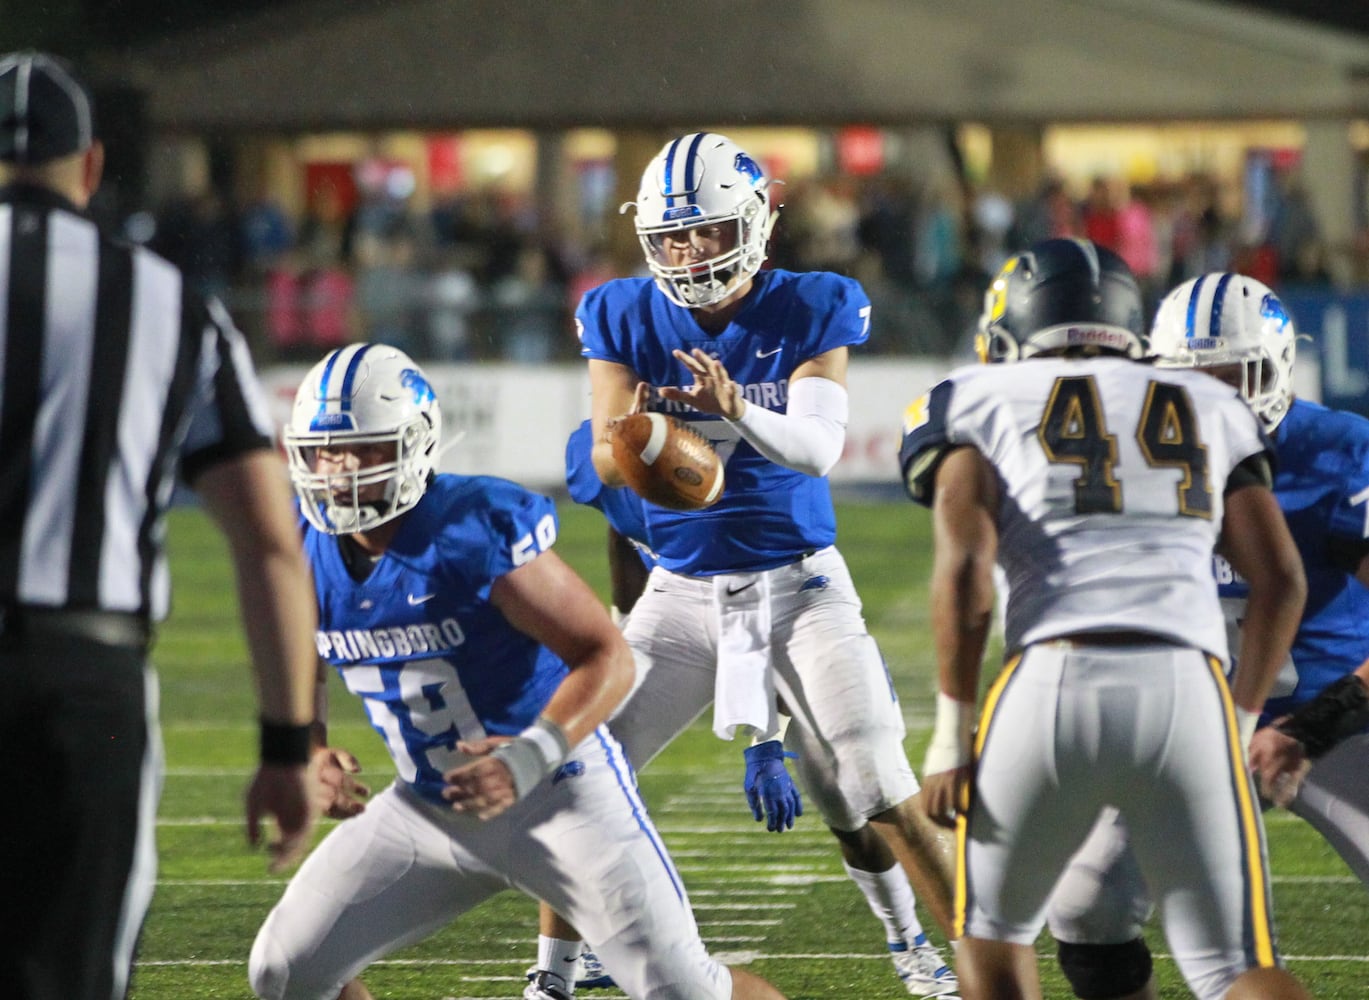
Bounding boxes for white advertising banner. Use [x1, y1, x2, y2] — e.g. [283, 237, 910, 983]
[260, 358, 954, 491]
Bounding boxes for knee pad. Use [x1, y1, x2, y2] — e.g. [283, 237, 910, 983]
[1057, 938, 1153, 1000]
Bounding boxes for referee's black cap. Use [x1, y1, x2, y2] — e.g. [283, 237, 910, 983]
[0, 51, 95, 165]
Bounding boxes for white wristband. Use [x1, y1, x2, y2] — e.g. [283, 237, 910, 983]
[491, 716, 570, 800]
[1235, 706, 1258, 754]
[923, 692, 976, 777]
[522, 716, 570, 769]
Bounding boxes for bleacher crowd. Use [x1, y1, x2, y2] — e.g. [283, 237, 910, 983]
[135, 161, 1346, 365]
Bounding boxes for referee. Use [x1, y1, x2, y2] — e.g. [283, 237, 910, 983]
[0, 52, 320, 1000]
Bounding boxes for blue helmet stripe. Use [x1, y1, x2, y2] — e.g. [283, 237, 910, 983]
[1209, 273, 1233, 341]
[338, 344, 373, 411]
[682, 132, 705, 206]
[314, 348, 346, 419]
[662, 135, 684, 209]
[1185, 274, 1208, 339]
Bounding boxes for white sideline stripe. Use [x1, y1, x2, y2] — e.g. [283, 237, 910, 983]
[154, 882, 807, 893]
[677, 863, 826, 874]
[159, 875, 1355, 891]
[160, 764, 746, 779]
[134, 952, 1369, 969]
[692, 888, 795, 897]
[692, 902, 797, 911]
[670, 847, 831, 858]
[151, 817, 833, 840]
[1271, 874, 1359, 884]
[156, 816, 342, 828]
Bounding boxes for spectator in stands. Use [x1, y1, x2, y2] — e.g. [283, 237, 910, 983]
[1080, 175, 1120, 252]
[424, 247, 482, 360]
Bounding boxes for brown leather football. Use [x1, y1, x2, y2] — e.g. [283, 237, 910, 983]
[610, 412, 725, 511]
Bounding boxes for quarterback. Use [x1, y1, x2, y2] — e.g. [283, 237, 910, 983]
[525, 132, 958, 1000]
[246, 343, 784, 1000]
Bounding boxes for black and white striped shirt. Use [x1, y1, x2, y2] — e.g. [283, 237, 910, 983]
[0, 182, 275, 621]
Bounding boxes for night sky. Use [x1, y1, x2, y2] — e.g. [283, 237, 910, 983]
[1, 0, 1367, 57]
[1236, 0, 1369, 35]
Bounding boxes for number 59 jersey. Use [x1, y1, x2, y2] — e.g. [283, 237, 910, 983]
[303, 474, 567, 806]
[899, 356, 1272, 661]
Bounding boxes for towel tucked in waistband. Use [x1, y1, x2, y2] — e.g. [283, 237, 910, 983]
[711, 572, 778, 740]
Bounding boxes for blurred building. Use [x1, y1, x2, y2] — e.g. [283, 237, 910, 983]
[68, 0, 1369, 409]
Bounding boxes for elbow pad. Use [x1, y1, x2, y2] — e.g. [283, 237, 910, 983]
[727, 376, 848, 476]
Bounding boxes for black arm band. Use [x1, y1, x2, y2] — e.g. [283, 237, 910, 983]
[260, 719, 313, 766]
[1274, 674, 1369, 760]
[1223, 453, 1273, 494]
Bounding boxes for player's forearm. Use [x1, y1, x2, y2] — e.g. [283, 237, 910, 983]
[1231, 581, 1305, 713]
[538, 637, 634, 748]
[932, 600, 990, 704]
[931, 544, 992, 703]
[235, 546, 319, 726]
[926, 549, 990, 777]
[724, 376, 847, 477]
[195, 451, 318, 727]
[929, 468, 997, 704]
[310, 666, 330, 749]
[1219, 483, 1305, 712]
[592, 436, 627, 488]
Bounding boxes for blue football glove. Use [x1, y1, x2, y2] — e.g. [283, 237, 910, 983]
[742, 740, 803, 832]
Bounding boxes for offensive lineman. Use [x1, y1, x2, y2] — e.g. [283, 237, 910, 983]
[525, 131, 959, 1000]
[1045, 272, 1369, 1000]
[898, 239, 1311, 1000]
[247, 343, 785, 1000]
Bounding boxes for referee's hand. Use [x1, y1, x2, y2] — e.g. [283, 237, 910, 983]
[246, 763, 317, 873]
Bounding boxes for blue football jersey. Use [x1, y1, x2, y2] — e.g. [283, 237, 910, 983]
[303, 474, 566, 805]
[1215, 398, 1369, 722]
[576, 269, 871, 574]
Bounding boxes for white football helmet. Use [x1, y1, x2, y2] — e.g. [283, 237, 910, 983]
[625, 132, 777, 308]
[1149, 273, 1297, 430]
[284, 343, 442, 534]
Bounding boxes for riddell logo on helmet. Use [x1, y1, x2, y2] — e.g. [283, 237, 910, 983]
[309, 412, 356, 432]
[1065, 327, 1129, 346]
[663, 206, 702, 222]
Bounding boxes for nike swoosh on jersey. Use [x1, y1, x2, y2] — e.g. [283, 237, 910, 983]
[726, 580, 757, 596]
[407, 593, 437, 605]
[755, 346, 782, 358]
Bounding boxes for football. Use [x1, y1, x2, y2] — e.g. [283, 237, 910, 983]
[610, 412, 725, 511]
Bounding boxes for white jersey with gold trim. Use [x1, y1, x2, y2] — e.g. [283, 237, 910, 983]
[900, 356, 1270, 661]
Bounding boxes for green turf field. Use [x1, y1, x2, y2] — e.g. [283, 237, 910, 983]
[132, 501, 1367, 999]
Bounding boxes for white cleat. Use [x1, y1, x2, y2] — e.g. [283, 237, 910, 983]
[524, 946, 615, 993]
[890, 936, 960, 999]
[522, 971, 572, 1000]
[574, 949, 614, 990]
